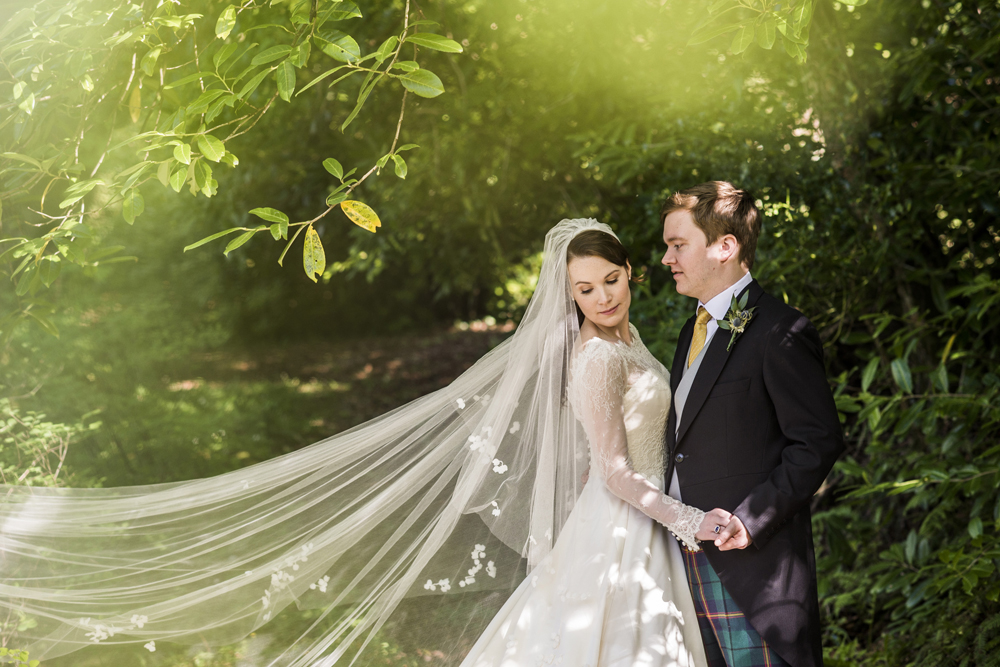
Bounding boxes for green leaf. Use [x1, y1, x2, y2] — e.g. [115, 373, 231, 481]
[391, 154, 407, 179]
[375, 36, 399, 62]
[861, 357, 879, 392]
[323, 158, 344, 179]
[249, 207, 289, 223]
[757, 18, 776, 50]
[303, 226, 326, 282]
[0, 8, 34, 42]
[317, 1, 361, 24]
[194, 161, 215, 196]
[276, 60, 295, 101]
[405, 33, 463, 53]
[791, 0, 815, 29]
[291, 40, 311, 68]
[58, 179, 101, 208]
[969, 517, 983, 539]
[838, 0, 868, 4]
[26, 310, 58, 338]
[216, 5, 237, 40]
[15, 266, 36, 296]
[316, 29, 360, 62]
[251, 45, 292, 66]
[157, 161, 171, 187]
[269, 221, 288, 240]
[37, 255, 61, 287]
[183, 228, 244, 252]
[731, 24, 755, 54]
[687, 22, 742, 46]
[890, 358, 913, 394]
[297, 65, 352, 95]
[340, 72, 381, 131]
[186, 89, 228, 115]
[141, 47, 162, 77]
[205, 95, 233, 123]
[396, 143, 419, 152]
[236, 68, 271, 99]
[931, 364, 949, 393]
[326, 192, 349, 207]
[169, 164, 186, 192]
[122, 189, 144, 224]
[173, 142, 192, 165]
[782, 34, 807, 61]
[391, 60, 420, 72]
[163, 71, 217, 89]
[224, 229, 259, 256]
[397, 68, 444, 98]
[197, 134, 225, 162]
[214, 43, 238, 70]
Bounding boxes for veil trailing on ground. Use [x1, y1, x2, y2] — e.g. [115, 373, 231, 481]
[1, 219, 614, 666]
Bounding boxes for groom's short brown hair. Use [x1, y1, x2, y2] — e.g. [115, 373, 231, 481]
[660, 181, 761, 270]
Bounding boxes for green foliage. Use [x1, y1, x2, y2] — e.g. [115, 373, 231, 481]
[0, 0, 461, 340]
[0, 646, 39, 667]
[1, 0, 997, 664]
[0, 398, 97, 487]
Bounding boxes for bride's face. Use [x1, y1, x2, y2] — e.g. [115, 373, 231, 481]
[567, 255, 631, 329]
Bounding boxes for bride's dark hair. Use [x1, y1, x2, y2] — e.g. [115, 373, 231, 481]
[566, 229, 644, 325]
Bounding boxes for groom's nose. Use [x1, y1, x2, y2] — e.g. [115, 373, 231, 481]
[662, 250, 673, 265]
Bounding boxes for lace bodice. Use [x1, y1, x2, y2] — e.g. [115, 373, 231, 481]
[568, 323, 705, 550]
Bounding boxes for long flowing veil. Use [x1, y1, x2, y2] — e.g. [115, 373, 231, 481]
[1, 219, 615, 666]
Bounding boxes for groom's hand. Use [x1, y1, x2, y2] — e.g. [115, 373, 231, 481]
[695, 508, 732, 542]
[715, 514, 752, 551]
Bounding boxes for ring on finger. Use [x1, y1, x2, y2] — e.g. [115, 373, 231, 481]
[713, 525, 721, 534]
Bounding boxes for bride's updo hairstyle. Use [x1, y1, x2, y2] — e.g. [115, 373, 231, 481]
[566, 229, 643, 324]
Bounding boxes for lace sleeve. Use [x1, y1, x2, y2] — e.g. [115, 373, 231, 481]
[570, 339, 705, 550]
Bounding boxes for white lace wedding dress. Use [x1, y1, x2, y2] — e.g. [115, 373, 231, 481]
[460, 324, 709, 667]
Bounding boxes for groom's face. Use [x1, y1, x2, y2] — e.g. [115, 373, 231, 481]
[662, 209, 722, 303]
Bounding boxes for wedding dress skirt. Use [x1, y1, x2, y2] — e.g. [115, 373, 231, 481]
[460, 326, 707, 667]
[461, 477, 703, 667]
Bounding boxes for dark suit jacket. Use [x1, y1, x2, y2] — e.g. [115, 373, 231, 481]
[665, 279, 843, 667]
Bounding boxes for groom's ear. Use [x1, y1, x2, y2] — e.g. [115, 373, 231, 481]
[718, 234, 740, 264]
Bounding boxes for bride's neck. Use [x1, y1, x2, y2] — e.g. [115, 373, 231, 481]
[588, 316, 631, 345]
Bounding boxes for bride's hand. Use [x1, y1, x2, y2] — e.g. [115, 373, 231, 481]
[695, 508, 733, 542]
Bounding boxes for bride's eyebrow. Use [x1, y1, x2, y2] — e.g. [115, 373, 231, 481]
[574, 269, 619, 286]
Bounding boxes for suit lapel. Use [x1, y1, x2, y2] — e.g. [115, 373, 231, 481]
[675, 280, 764, 448]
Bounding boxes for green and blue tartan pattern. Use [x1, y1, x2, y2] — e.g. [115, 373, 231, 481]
[681, 547, 791, 667]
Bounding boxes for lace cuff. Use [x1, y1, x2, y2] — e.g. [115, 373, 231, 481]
[658, 495, 705, 551]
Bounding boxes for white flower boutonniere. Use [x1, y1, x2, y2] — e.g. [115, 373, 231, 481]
[717, 292, 757, 352]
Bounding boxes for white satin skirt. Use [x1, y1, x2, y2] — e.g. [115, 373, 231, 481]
[460, 479, 708, 667]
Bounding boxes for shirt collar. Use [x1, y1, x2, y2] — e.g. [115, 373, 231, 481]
[698, 271, 753, 321]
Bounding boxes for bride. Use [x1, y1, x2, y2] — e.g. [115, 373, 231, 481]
[1, 220, 724, 666]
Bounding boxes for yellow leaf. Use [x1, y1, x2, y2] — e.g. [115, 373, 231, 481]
[129, 84, 142, 124]
[340, 200, 381, 232]
[303, 226, 326, 283]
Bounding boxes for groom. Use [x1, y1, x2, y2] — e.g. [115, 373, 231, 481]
[661, 182, 843, 667]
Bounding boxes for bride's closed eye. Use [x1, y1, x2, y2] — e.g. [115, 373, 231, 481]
[581, 279, 618, 295]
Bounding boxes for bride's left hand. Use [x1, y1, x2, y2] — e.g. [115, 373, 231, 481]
[695, 508, 733, 542]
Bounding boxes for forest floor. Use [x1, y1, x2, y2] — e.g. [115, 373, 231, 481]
[62, 324, 516, 487]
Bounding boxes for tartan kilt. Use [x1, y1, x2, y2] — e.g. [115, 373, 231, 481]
[681, 547, 791, 667]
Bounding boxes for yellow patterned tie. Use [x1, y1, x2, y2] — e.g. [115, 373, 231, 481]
[688, 306, 714, 368]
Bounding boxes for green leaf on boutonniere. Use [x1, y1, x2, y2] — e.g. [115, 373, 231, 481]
[719, 292, 757, 352]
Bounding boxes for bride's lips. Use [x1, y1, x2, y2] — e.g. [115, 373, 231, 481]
[599, 304, 618, 316]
